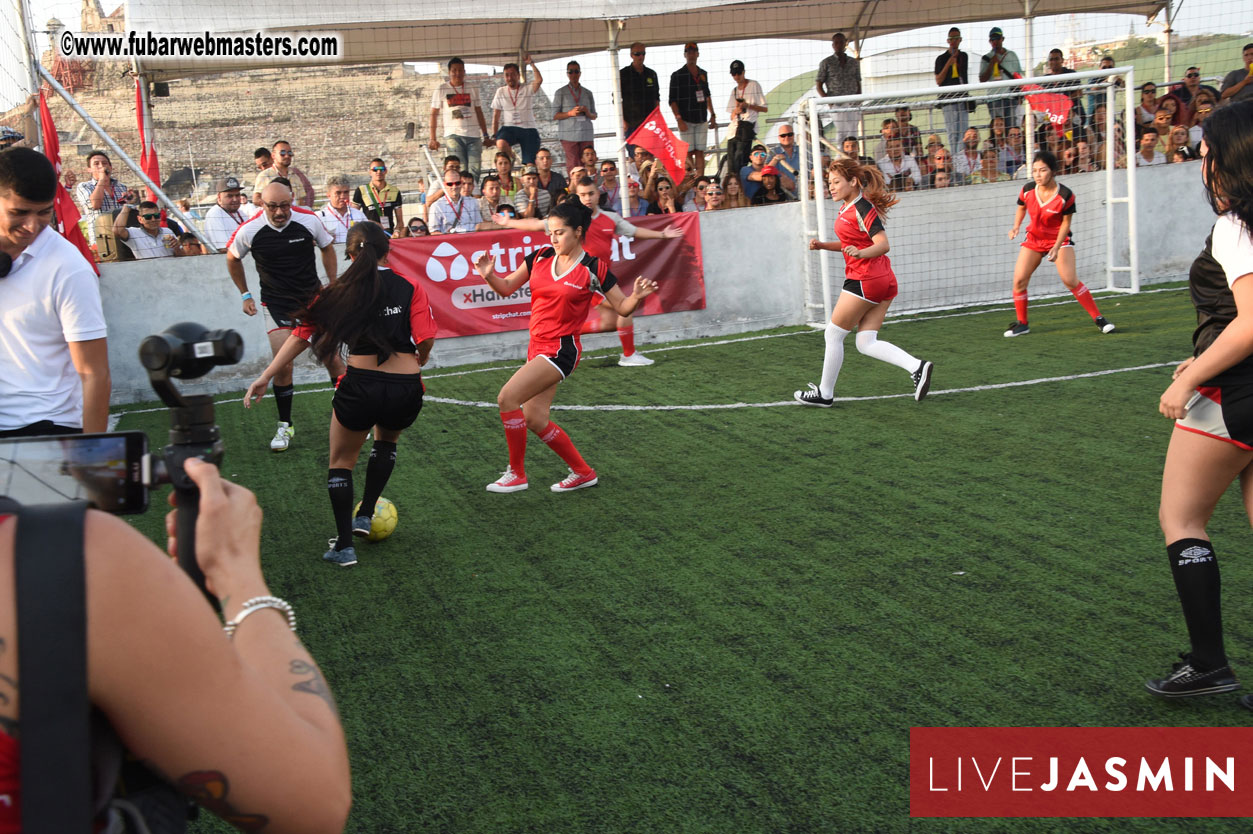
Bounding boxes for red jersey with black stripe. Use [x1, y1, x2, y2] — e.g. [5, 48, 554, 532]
[524, 247, 618, 341]
[582, 209, 637, 262]
[1019, 182, 1076, 248]
[833, 196, 894, 282]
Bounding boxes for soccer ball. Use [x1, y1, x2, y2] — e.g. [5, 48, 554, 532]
[353, 497, 398, 542]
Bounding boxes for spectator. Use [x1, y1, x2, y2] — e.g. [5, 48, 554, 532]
[815, 32, 862, 147]
[985, 117, 1008, 153]
[1044, 49, 1086, 137]
[75, 150, 134, 247]
[253, 146, 272, 172]
[627, 146, 655, 182]
[422, 156, 465, 212]
[254, 140, 315, 208]
[516, 165, 552, 219]
[969, 148, 1011, 183]
[1000, 125, 1026, 175]
[1136, 83, 1159, 133]
[953, 127, 982, 179]
[1156, 94, 1184, 127]
[722, 173, 751, 208]
[580, 146, 601, 185]
[566, 166, 587, 194]
[1150, 111, 1175, 153]
[669, 43, 718, 174]
[491, 152, 520, 199]
[877, 138, 921, 191]
[429, 168, 483, 233]
[1188, 91, 1218, 148]
[1167, 125, 1199, 160]
[1059, 143, 1079, 174]
[1169, 148, 1190, 164]
[597, 160, 623, 213]
[935, 27, 971, 153]
[1085, 54, 1124, 116]
[645, 174, 682, 214]
[1219, 43, 1253, 103]
[702, 181, 726, 211]
[872, 117, 899, 159]
[927, 146, 958, 187]
[477, 173, 505, 221]
[351, 158, 405, 236]
[726, 60, 768, 178]
[620, 43, 661, 150]
[553, 60, 597, 173]
[683, 175, 711, 211]
[751, 166, 793, 204]
[769, 125, 802, 192]
[1173, 66, 1221, 117]
[623, 177, 650, 217]
[113, 200, 176, 258]
[174, 231, 206, 256]
[317, 174, 367, 244]
[407, 218, 429, 236]
[842, 135, 876, 167]
[0, 148, 110, 436]
[415, 177, 427, 206]
[980, 27, 1022, 125]
[1135, 126, 1167, 166]
[894, 106, 922, 157]
[740, 145, 770, 200]
[931, 169, 953, 189]
[491, 56, 544, 165]
[203, 176, 248, 251]
[534, 147, 567, 198]
[459, 170, 477, 200]
[1074, 139, 1098, 172]
[429, 57, 491, 181]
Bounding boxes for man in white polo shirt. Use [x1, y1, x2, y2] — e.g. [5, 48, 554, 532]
[316, 174, 367, 244]
[0, 148, 110, 436]
[203, 175, 249, 250]
[112, 199, 177, 258]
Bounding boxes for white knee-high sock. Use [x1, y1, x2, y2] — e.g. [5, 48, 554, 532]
[855, 330, 921, 373]
[820, 323, 850, 398]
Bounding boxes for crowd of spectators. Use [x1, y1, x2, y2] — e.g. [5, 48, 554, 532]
[66, 39, 1253, 259]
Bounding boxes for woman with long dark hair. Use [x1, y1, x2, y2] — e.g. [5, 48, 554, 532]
[793, 159, 933, 407]
[245, 222, 437, 567]
[473, 201, 658, 493]
[1148, 101, 1253, 700]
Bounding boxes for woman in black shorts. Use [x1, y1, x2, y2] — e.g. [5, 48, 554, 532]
[1147, 101, 1253, 700]
[245, 222, 437, 567]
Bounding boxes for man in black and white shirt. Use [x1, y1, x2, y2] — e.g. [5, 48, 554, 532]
[203, 176, 248, 251]
[227, 179, 342, 451]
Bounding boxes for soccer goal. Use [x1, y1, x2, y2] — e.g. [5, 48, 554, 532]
[797, 67, 1138, 324]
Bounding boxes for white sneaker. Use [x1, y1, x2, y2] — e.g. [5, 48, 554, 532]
[270, 421, 294, 452]
[486, 466, 529, 493]
[618, 352, 655, 367]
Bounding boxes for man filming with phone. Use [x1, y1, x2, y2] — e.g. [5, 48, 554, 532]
[0, 148, 111, 438]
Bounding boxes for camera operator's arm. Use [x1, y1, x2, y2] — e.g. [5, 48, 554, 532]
[79, 460, 350, 833]
[225, 253, 257, 316]
[321, 243, 338, 283]
[244, 332, 312, 406]
[67, 337, 111, 433]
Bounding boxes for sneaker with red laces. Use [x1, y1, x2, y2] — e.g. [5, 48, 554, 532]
[551, 468, 598, 493]
[486, 466, 529, 493]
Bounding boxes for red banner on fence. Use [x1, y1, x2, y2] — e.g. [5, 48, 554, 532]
[1023, 83, 1073, 138]
[911, 727, 1253, 817]
[386, 212, 705, 338]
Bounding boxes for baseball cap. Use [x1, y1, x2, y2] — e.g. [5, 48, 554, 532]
[730, 60, 745, 75]
[521, 164, 538, 175]
[760, 165, 780, 176]
[214, 176, 242, 193]
[989, 27, 1004, 39]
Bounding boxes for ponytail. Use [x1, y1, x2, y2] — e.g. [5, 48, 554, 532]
[827, 157, 899, 217]
[297, 222, 390, 365]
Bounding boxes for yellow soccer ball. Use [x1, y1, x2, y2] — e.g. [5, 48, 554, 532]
[354, 497, 398, 542]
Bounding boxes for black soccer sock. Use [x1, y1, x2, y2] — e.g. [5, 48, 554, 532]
[358, 441, 397, 520]
[327, 468, 355, 551]
[1166, 538, 1227, 669]
[273, 383, 295, 424]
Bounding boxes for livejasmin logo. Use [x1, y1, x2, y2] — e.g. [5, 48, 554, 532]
[927, 755, 1235, 793]
[423, 235, 638, 285]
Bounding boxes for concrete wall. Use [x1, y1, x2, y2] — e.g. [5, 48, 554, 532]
[99, 203, 809, 403]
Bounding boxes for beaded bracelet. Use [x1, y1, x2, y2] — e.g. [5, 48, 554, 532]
[223, 595, 297, 639]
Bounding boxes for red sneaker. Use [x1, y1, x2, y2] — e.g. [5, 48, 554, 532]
[486, 466, 528, 493]
[551, 468, 598, 493]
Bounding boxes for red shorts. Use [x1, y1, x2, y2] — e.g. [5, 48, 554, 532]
[842, 273, 898, 304]
[528, 334, 581, 378]
[1023, 233, 1074, 254]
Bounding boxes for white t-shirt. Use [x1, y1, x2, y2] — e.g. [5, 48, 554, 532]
[316, 204, 368, 244]
[491, 84, 539, 130]
[727, 80, 766, 128]
[0, 225, 108, 430]
[1213, 213, 1253, 288]
[123, 226, 177, 258]
[430, 81, 484, 137]
[204, 203, 250, 250]
[1136, 150, 1167, 167]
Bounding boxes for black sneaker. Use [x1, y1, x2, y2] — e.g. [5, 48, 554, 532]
[912, 360, 934, 402]
[1146, 654, 1240, 698]
[1004, 320, 1030, 338]
[1095, 316, 1116, 334]
[1238, 695, 1253, 711]
[793, 382, 834, 408]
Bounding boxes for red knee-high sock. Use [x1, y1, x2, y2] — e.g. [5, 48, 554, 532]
[537, 421, 592, 475]
[618, 325, 636, 356]
[500, 409, 528, 477]
[1070, 282, 1102, 319]
[1013, 291, 1029, 324]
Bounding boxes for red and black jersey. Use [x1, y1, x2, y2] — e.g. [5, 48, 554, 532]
[293, 267, 437, 363]
[582, 209, 637, 263]
[833, 196, 894, 282]
[1018, 182, 1076, 247]
[523, 247, 618, 341]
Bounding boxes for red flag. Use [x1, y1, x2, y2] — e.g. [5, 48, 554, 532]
[1022, 83, 1073, 138]
[38, 91, 99, 275]
[134, 79, 161, 204]
[626, 107, 689, 185]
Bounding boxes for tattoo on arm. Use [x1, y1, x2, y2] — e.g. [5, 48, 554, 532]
[175, 770, 270, 832]
[290, 659, 340, 717]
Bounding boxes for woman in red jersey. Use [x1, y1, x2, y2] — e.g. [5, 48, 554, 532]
[1003, 150, 1116, 337]
[794, 159, 934, 407]
[474, 201, 658, 493]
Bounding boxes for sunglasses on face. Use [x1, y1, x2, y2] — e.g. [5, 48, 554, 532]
[409, 225, 427, 233]
[631, 52, 644, 57]
[277, 150, 293, 156]
[1186, 73, 1200, 79]
[140, 213, 160, 220]
[706, 190, 723, 195]
[264, 202, 291, 210]
[752, 152, 766, 158]
[779, 132, 794, 138]
[1144, 88, 1156, 94]
[371, 166, 387, 172]
[444, 181, 460, 187]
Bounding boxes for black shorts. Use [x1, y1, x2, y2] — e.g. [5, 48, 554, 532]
[332, 367, 425, 432]
[262, 301, 302, 332]
[1176, 383, 1253, 451]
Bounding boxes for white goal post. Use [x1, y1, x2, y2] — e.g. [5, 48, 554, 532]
[798, 66, 1138, 323]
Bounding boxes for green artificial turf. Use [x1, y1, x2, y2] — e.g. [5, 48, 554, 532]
[115, 284, 1253, 833]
